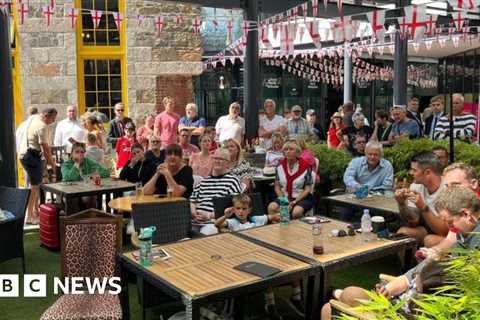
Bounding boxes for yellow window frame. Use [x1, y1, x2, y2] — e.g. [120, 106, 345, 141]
[75, 0, 128, 117]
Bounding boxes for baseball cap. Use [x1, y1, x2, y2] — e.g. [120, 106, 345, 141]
[306, 109, 316, 115]
[291, 105, 303, 112]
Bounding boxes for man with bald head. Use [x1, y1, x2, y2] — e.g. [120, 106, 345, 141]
[54, 105, 85, 153]
[434, 93, 477, 142]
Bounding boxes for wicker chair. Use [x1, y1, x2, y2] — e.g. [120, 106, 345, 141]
[131, 199, 191, 319]
[0, 186, 30, 273]
[329, 274, 396, 319]
[40, 209, 123, 320]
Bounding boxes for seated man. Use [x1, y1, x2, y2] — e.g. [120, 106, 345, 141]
[190, 148, 243, 224]
[341, 141, 394, 220]
[321, 185, 480, 320]
[350, 134, 367, 157]
[388, 105, 420, 145]
[395, 151, 448, 246]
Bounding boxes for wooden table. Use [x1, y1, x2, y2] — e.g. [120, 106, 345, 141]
[238, 219, 416, 315]
[40, 178, 136, 215]
[119, 233, 312, 320]
[108, 195, 185, 213]
[324, 194, 399, 219]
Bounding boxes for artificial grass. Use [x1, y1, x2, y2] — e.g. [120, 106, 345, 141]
[0, 231, 403, 320]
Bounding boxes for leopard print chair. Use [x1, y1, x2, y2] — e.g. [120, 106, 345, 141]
[41, 209, 123, 320]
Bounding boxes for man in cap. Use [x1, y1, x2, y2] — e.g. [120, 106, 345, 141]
[286, 105, 313, 141]
[306, 109, 325, 142]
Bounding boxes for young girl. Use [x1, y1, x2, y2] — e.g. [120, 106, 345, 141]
[265, 133, 285, 167]
[215, 194, 279, 232]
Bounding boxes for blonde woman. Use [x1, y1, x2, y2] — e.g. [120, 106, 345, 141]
[224, 138, 258, 190]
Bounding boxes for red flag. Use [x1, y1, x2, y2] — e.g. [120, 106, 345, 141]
[192, 17, 201, 35]
[226, 19, 233, 43]
[155, 16, 164, 36]
[174, 15, 183, 25]
[312, 0, 318, 16]
[18, 3, 29, 25]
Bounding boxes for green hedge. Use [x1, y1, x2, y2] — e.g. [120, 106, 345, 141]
[308, 139, 480, 186]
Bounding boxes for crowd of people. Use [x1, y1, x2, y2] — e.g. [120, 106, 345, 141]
[14, 95, 480, 319]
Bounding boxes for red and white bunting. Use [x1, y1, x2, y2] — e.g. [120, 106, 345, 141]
[18, 3, 29, 25]
[425, 14, 438, 36]
[306, 20, 322, 48]
[403, 5, 428, 40]
[0, 2, 7, 15]
[113, 12, 123, 30]
[337, 0, 342, 11]
[42, 5, 54, 27]
[212, 19, 219, 29]
[242, 21, 249, 39]
[298, 26, 305, 41]
[192, 17, 202, 35]
[272, 23, 279, 40]
[412, 42, 420, 52]
[366, 10, 385, 40]
[377, 45, 385, 55]
[312, 0, 318, 16]
[66, 7, 78, 29]
[90, 10, 102, 29]
[137, 14, 145, 27]
[280, 24, 295, 56]
[333, 16, 352, 42]
[174, 15, 183, 25]
[425, 39, 433, 50]
[438, 37, 447, 48]
[226, 19, 233, 43]
[452, 34, 461, 47]
[448, 0, 477, 11]
[155, 16, 164, 36]
[301, 2, 308, 20]
[260, 23, 272, 49]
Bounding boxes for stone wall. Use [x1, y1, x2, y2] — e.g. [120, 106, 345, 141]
[18, 0, 77, 119]
[126, 0, 203, 119]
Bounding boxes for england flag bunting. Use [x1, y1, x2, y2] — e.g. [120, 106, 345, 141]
[66, 7, 78, 29]
[333, 16, 353, 42]
[42, 5, 54, 27]
[90, 10, 102, 29]
[403, 5, 428, 41]
[226, 19, 233, 43]
[366, 9, 386, 42]
[311, 0, 318, 16]
[113, 12, 123, 30]
[447, 0, 467, 30]
[155, 16, 164, 36]
[306, 20, 322, 48]
[301, 2, 308, 20]
[192, 17, 202, 35]
[259, 23, 272, 49]
[272, 23, 279, 40]
[280, 23, 295, 56]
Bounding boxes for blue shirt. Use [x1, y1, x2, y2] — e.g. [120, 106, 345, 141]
[179, 116, 206, 145]
[390, 119, 420, 138]
[343, 156, 394, 191]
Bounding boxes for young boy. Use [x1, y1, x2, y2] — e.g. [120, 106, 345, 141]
[85, 133, 105, 165]
[115, 122, 136, 169]
[215, 194, 279, 232]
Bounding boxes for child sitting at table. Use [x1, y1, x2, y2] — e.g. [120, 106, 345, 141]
[215, 194, 280, 232]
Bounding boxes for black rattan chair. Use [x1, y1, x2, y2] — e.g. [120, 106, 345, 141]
[0, 186, 30, 273]
[132, 199, 192, 319]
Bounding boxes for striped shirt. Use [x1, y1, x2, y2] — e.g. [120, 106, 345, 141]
[287, 118, 312, 140]
[434, 113, 477, 141]
[190, 173, 243, 213]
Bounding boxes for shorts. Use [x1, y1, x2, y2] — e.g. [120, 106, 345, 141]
[20, 150, 44, 185]
[275, 194, 315, 212]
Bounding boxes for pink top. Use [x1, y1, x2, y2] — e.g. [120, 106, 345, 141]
[189, 152, 213, 178]
[300, 149, 320, 184]
[154, 111, 180, 147]
[136, 126, 153, 148]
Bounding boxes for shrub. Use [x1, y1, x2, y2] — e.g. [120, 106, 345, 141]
[307, 144, 352, 188]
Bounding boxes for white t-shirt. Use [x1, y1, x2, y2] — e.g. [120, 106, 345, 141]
[407, 181, 445, 217]
[226, 215, 268, 232]
[54, 118, 86, 153]
[259, 115, 286, 150]
[215, 115, 245, 144]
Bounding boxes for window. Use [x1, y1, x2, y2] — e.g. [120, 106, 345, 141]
[83, 59, 122, 119]
[76, 0, 127, 120]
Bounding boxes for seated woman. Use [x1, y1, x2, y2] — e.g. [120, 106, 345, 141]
[143, 144, 194, 198]
[267, 140, 314, 219]
[189, 134, 213, 178]
[61, 142, 110, 212]
[144, 135, 165, 167]
[61, 142, 110, 182]
[119, 143, 156, 185]
[265, 133, 284, 167]
[296, 137, 320, 184]
[224, 138, 258, 190]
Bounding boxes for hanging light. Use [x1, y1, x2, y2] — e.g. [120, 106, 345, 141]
[219, 76, 225, 90]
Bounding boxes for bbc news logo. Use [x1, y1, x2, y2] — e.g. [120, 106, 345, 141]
[0, 275, 121, 297]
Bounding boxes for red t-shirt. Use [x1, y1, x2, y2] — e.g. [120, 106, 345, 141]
[115, 137, 135, 169]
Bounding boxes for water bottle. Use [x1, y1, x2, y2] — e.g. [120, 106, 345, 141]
[361, 209, 372, 233]
[312, 220, 324, 254]
[279, 196, 290, 225]
[139, 226, 156, 267]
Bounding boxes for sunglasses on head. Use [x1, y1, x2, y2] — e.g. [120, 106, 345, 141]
[150, 140, 160, 143]
[116, 109, 125, 112]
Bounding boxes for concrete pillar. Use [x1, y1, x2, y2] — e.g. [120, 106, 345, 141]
[243, 0, 260, 140]
[0, 12, 17, 187]
[343, 46, 352, 103]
